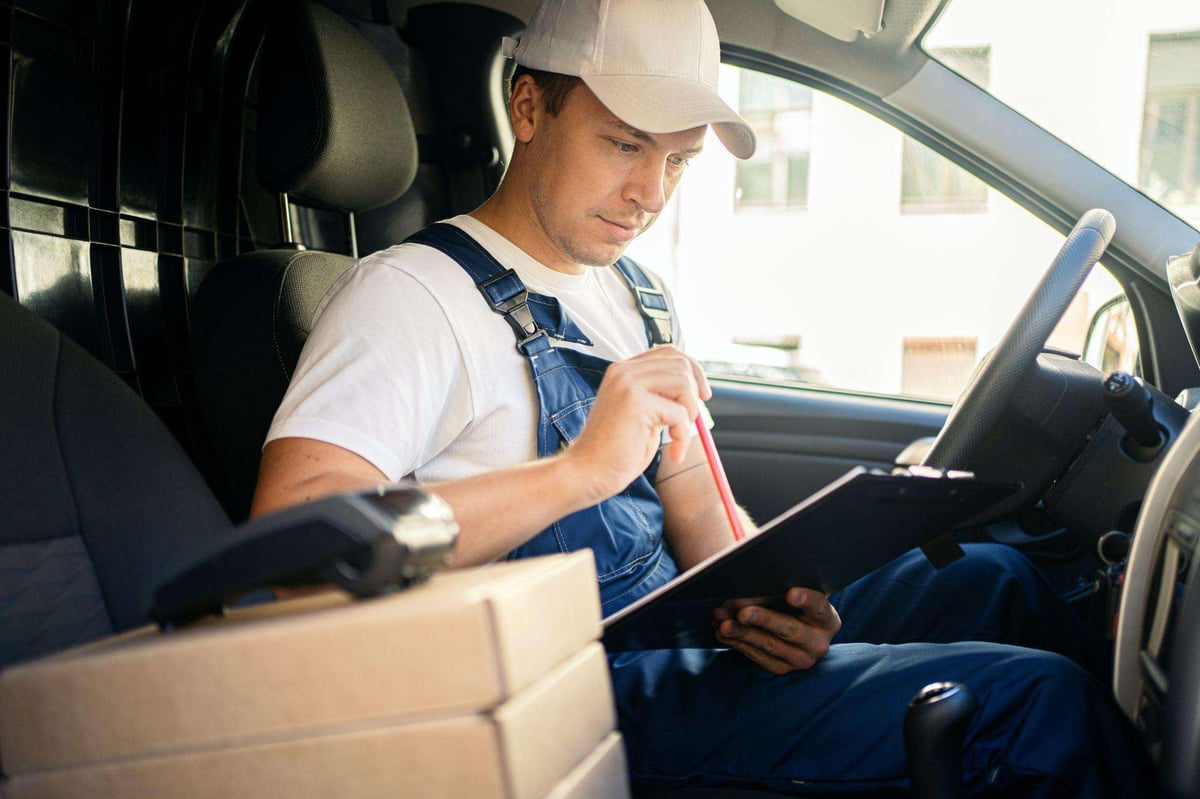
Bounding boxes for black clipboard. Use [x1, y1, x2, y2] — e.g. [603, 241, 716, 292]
[602, 467, 1017, 651]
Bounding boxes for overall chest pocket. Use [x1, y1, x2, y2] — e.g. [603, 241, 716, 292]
[546, 397, 663, 585]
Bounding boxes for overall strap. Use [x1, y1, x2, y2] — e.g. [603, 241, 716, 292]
[405, 223, 551, 356]
[613, 257, 673, 346]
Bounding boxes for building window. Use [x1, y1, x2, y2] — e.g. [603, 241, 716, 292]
[734, 70, 812, 211]
[901, 47, 990, 213]
[1140, 32, 1200, 215]
[901, 337, 978, 401]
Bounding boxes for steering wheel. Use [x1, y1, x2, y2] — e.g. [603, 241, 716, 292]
[921, 208, 1116, 471]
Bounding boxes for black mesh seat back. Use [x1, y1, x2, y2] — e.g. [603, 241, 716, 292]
[0, 293, 229, 668]
[191, 249, 353, 520]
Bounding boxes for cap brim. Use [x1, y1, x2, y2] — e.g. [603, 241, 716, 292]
[582, 74, 757, 160]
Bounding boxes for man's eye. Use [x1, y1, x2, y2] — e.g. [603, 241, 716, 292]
[668, 155, 691, 168]
[613, 140, 638, 153]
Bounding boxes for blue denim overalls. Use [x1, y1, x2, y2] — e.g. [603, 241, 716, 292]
[405, 223, 681, 614]
[405, 223, 1154, 798]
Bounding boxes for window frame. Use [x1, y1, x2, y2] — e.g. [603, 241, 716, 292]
[647, 49, 1151, 399]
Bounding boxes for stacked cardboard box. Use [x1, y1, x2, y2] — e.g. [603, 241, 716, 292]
[0, 551, 628, 798]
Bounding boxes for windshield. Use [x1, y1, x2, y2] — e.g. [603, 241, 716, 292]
[926, 0, 1200, 228]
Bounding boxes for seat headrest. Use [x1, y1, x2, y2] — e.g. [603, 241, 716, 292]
[256, 1, 418, 213]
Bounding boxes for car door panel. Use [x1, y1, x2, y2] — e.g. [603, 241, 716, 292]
[707, 380, 949, 522]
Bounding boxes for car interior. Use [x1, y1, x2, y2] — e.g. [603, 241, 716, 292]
[2, 0, 1200, 796]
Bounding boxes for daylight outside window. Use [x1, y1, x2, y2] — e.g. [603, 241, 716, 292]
[734, 71, 812, 211]
[625, 1, 1200, 404]
[929, 0, 1200, 229]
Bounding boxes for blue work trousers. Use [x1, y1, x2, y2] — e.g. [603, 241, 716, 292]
[612, 543, 1156, 797]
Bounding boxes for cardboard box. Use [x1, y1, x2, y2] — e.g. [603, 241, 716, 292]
[0, 552, 601, 774]
[2, 644, 615, 799]
[546, 732, 629, 799]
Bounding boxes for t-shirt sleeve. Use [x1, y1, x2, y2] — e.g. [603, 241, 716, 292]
[266, 261, 474, 482]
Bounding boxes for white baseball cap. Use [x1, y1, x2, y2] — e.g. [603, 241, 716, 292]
[502, 0, 757, 160]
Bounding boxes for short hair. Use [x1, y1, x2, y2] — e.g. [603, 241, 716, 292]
[507, 64, 582, 117]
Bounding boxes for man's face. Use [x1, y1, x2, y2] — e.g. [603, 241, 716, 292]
[522, 82, 706, 272]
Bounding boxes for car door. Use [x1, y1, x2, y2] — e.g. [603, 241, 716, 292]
[626, 62, 1134, 524]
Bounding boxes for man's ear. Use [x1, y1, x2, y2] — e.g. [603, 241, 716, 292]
[509, 74, 541, 144]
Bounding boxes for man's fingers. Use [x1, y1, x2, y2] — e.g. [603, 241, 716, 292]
[784, 588, 843, 634]
[714, 591, 842, 674]
[641, 360, 702, 416]
[645, 344, 711, 400]
[575, 346, 711, 496]
[606, 359, 701, 423]
[640, 393, 693, 455]
[666, 432, 690, 463]
[728, 641, 791, 676]
[717, 619, 818, 673]
[603, 355, 707, 463]
[734, 609, 829, 664]
[691, 358, 712, 401]
[624, 346, 707, 406]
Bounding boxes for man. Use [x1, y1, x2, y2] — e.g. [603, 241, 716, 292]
[253, 0, 1153, 794]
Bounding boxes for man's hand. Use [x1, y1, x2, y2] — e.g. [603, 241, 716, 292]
[713, 588, 841, 675]
[566, 345, 711, 502]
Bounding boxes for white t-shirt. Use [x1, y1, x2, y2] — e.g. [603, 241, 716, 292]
[266, 215, 683, 483]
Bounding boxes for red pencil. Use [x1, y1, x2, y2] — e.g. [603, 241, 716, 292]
[695, 414, 746, 543]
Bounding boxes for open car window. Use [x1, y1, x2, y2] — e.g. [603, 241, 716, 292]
[627, 64, 1132, 403]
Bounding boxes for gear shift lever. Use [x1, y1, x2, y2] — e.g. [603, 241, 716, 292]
[904, 682, 977, 799]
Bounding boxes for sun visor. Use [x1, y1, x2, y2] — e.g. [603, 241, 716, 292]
[773, 0, 886, 42]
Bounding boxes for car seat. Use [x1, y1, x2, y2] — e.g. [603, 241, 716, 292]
[0, 290, 230, 669]
[190, 0, 419, 520]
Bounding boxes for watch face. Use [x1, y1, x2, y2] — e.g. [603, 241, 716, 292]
[367, 486, 459, 548]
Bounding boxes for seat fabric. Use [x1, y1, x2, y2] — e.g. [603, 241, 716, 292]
[191, 249, 354, 519]
[0, 292, 229, 668]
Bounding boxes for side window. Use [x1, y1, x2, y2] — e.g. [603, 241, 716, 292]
[734, 71, 812, 211]
[626, 64, 1135, 403]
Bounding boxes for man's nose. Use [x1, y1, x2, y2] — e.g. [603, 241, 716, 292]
[624, 157, 668, 214]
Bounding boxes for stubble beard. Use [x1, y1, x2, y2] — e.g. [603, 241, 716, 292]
[528, 179, 631, 268]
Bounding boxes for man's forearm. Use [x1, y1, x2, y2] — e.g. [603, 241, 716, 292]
[256, 348, 711, 569]
[427, 452, 608, 566]
[665, 501, 756, 570]
[657, 439, 757, 571]
[253, 437, 611, 570]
